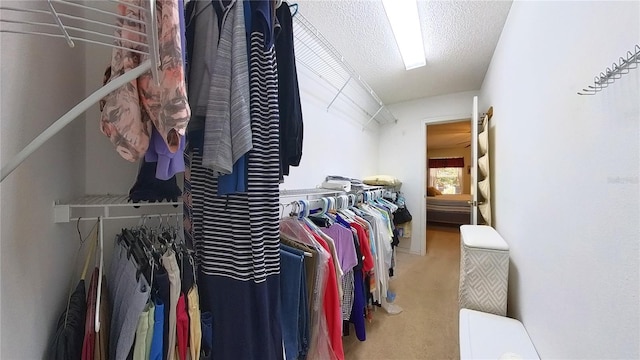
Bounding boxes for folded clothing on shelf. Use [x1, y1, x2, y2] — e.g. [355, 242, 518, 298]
[320, 180, 351, 192]
[362, 175, 402, 187]
[325, 175, 363, 185]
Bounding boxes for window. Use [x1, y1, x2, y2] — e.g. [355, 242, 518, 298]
[429, 168, 463, 194]
[428, 157, 464, 194]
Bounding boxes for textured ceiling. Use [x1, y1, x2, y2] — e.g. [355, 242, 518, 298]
[294, 0, 513, 105]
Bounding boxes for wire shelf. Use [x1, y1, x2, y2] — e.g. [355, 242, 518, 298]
[54, 195, 182, 223]
[578, 44, 640, 95]
[279, 188, 347, 198]
[292, 11, 397, 128]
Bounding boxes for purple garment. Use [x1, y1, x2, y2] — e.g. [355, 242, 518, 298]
[322, 224, 358, 273]
[145, 126, 186, 180]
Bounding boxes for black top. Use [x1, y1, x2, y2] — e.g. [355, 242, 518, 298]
[275, 2, 304, 180]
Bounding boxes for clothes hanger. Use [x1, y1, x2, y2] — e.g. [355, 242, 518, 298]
[308, 197, 335, 227]
[63, 221, 98, 330]
[95, 217, 104, 332]
[287, 201, 298, 218]
[288, 3, 298, 17]
[297, 200, 310, 219]
[80, 226, 98, 282]
[347, 194, 355, 207]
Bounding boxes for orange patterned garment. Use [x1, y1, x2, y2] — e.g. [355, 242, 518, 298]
[100, 0, 190, 162]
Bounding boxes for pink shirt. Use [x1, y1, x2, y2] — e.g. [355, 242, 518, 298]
[309, 231, 345, 360]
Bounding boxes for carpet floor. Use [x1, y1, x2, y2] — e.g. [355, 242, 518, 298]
[342, 225, 461, 359]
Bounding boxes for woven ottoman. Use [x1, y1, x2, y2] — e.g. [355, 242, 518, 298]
[458, 225, 509, 316]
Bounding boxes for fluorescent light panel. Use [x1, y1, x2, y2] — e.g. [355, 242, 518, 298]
[382, 0, 426, 70]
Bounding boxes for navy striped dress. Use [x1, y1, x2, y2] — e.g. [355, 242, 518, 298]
[183, 18, 284, 360]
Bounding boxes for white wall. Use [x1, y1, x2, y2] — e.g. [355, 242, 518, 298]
[0, 3, 87, 358]
[379, 91, 477, 253]
[279, 64, 380, 190]
[480, 1, 639, 358]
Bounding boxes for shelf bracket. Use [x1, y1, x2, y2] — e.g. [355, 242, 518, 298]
[362, 105, 384, 131]
[327, 76, 351, 111]
[53, 202, 70, 223]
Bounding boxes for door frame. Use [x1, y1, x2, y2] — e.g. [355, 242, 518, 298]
[421, 113, 472, 256]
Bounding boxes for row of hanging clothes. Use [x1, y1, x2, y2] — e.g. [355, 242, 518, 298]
[50, 216, 206, 360]
[107, 217, 203, 360]
[278, 189, 404, 360]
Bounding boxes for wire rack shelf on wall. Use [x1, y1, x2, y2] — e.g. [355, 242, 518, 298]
[292, 11, 397, 129]
[578, 44, 640, 95]
[54, 195, 182, 223]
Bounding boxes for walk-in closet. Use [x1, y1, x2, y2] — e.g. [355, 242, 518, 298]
[1, 1, 638, 359]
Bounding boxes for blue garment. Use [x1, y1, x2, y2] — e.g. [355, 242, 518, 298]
[152, 266, 170, 360]
[250, 0, 275, 48]
[279, 249, 303, 360]
[199, 275, 283, 360]
[335, 214, 352, 232]
[297, 263, 309, 358]
[280, 244, 309, 358]
[201, 311, 213, 358]
[217, 155, 247, 195]
[150, 299, 165, 360]
[350, 270, 366, 341]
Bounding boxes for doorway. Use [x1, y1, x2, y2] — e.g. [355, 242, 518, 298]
[424, 119, 471, 254]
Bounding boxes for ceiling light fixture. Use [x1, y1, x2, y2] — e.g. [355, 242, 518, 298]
[382, 0, 426, 70]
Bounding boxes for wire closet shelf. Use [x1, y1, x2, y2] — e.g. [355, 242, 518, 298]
[577, 44, 640, 95]
[0, 0, 161, 182]
[1, 1, 397, 217]
[53, 195, 182, 223]
[292, 10, 397, 129]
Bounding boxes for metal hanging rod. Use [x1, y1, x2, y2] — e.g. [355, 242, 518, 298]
[578, 44, 640, 95]
[280, 188, 347, 198]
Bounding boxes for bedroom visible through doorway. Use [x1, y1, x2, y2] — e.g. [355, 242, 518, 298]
[425, 120, 472, 253]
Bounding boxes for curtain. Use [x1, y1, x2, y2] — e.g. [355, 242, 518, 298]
[428, 157, 464, 168]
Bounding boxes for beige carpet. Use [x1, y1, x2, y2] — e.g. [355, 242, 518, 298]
[343, 225, 461, 360]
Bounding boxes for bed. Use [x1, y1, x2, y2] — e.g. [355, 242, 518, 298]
[426, 193, 472, 225]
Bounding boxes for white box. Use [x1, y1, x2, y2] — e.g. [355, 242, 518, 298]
[458, 225, 509, 316]
[460, 309, 539, 360]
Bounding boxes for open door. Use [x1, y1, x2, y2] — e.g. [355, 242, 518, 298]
[470, 97, 493, 226]
[470, 96, 479, 225]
